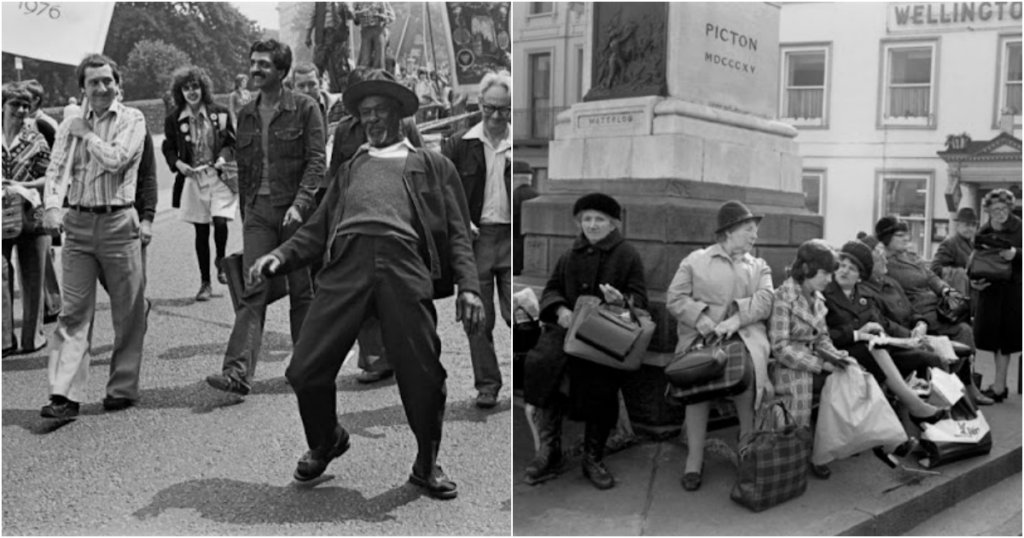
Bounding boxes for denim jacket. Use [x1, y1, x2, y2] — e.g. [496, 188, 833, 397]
[235, 89, 325, 214]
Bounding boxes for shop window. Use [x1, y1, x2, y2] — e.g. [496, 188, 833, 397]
[998, 37, 1021, 125]
[880, 174, 932, 256]
[802, 171, 825, 215]
[780, 46, 830, 127]
[880, 41, 937, 127]
[530, 3, 553, 15]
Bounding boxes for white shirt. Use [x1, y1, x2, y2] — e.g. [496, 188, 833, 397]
[358, 137, 415, 160]
[463, 121, 511, 224]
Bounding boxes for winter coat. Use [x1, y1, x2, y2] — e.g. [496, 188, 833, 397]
[884, 249, 951, 328]
[973, 215, 1022, 353]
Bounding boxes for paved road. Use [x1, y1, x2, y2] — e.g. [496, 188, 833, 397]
[2, 194, 512, 535]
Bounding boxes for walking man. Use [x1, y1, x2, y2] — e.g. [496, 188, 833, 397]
[353, 2, 394, 69]
[248, 69, 484, 498]
[442, 71, 512, 408]
[205, 39, 325, 396]
[40, 54, 149, 418]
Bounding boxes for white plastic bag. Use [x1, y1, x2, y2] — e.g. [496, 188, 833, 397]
[812, 366, 908, 465]
[928, 367, 965, 407]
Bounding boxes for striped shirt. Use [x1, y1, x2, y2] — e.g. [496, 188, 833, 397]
[43, 100, 147, 210]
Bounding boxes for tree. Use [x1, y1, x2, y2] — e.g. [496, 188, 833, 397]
[123, 40, 191, 100]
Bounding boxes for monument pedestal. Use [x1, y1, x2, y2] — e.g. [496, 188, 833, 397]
[520, 3, 823, 434]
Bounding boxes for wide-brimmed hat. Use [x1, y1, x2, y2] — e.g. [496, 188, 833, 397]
[342, 69, 419, 118]
[573, 193, 621, 220]
[839, 240, 874, 278]
[953, 207, 979, 223]
[715, 200, 763, 234]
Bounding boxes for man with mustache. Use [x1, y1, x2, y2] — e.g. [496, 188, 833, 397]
[205, 39, 325, 396]
[40, 54, 149, 418]
[247, 69, 485, 498]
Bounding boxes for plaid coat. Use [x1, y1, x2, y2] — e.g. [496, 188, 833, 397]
[768, 278, 847, 426]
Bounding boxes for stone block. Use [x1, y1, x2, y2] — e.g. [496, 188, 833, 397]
[520, 195, 580, 237]
[624, 202, 669, 242]
[630, 134, 704, 181]
[582, 137, 634, 180]
[755, 212, 791, 246]
[780, 152, 803, 194]
[548, 138, 585, 181]
[757, 245, 800, 287]
[703, 140, 755, 187]
[750, 147, 782, 191]
[523, 236, 548, 277]
[664, 202, 721, 243]
[568, 96, 659, 139]
[792, 214, 824, 242]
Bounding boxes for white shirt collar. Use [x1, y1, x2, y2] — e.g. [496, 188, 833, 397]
[178, 104, 209, 121]
[358, 137, 416, 158]
[463, 121, 512, 149]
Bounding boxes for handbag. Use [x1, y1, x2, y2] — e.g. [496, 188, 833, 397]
[666, 335, 753, 405]
[918, 397, 992, 469]
[2, 189, 23, 240]
[665, 335, 728, 389]
[811, 366, 908, 465]
[563, 295, 655, 371]
[730, 402, 812, 512]
[936, 290, 970, 325]
[512, 306, 541, 353]
[222, 252, 289, 312]
[966, 248, 1012, 282]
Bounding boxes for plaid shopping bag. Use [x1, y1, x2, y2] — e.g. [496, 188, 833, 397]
[730, 401, 812, 512]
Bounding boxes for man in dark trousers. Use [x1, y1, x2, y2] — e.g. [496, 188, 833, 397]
[205, 39, 324, 396]
[442, 71, 512, 408]
[248, 69, 484, 499]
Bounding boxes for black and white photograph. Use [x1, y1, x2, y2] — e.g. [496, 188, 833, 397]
[2, 1, 511, 534]
[511, 2, 1021, 535]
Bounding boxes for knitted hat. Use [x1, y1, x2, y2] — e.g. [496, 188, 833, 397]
[839, 240, 874, 278]
[343, 69, 419, 118]
[573, 193, 621, 220]
[982, 188, 1016, 209]
[715, 200, 763, 234]
[953, 207, 979, 223]
[875, 216, 909, 246]
[857, 233, 880, 251]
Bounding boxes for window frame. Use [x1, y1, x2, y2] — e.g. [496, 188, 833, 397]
[526, 49, 555, 140]
[528, 2, 554, 17]
[779, 42, 832, 129]
[875, 169, 936, 257]
[993, 33, 1022, 129]
[877, 38, 940, 130]
[801, 169, 827, 218]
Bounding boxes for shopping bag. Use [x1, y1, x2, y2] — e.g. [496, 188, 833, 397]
[731, 402, 812, 512]
[666, 336, 753, 405]
[928, 366, 966, 407]
[563, 295, 655, 371]
[811, 367, 908, 465]
[918, 398, 993, 469]
[967, 248, 1012, 282]
[665, 335, 728, 389]
[222, 252, 289, 312]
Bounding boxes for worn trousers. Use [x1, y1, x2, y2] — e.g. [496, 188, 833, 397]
[47, 208, 147, 403]
[286, 234, 447, 470]
[222, 195, 313, 389]
[468, 224, 511, 395]
[3, 232, 50, 350]
[358, 26, 388, 69]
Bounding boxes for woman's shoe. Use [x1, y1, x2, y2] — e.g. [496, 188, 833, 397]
[681, 464, 703, 491]
[982, 386, 1008, 403]
[810, 464, 831, 480]
[872, 447, 897, 469]
[909, 407, 949, 427]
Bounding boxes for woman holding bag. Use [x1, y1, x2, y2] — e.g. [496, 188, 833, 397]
[522, 193, 648, 491]
[666, 200, 774, 492]
[162, 66, 237, 301]
[823, 240, 948, 424]
[973, 189, 1021, 402]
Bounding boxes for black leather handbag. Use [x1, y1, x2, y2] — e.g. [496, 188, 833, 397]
[937, 290, 970, 325]
[513, 306, 541, 353]
[665, 335, 728, 389]
[966, 248, 1012, 282]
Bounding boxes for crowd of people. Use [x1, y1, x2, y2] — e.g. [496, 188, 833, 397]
[2, 37, 514, 500]
[521, 193, 1020, 491]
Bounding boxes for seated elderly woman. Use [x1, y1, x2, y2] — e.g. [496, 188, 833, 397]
[666, 200, 773, 492]
[522, 193, 648, 491]
[823, 240, 948, 424]
[769, 239, 857, 480]
[874, 216, 992, 406]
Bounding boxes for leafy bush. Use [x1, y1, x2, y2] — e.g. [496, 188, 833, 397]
[123, 39, 191, 101]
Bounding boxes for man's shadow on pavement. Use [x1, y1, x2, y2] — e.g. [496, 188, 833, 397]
[132, 477, 422, 524]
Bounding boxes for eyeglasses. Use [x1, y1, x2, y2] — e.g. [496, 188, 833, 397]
[989, 205, 1011, 214]
[481, 104, 511, 116]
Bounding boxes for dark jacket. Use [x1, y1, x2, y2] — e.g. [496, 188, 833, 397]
[973, 214, 1022, 353]
[823, 281, 888, 348]
[235, 89, 325, 214]
[325, 115, 422, 190]
[931, 234, 974, 274]
[162, 103, 236, 208]
[270, 145, 479, 300]
[885, 250, 950, 327]
[975, 215, 1023, 285]
[859, 274, 919, 337]
[538, 229, 648, 324]
[441, 126, 511, 226]
[136, 130, 158, 223]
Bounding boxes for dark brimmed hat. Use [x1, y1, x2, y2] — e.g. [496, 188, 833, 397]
[839, 240, 874, 278]
[875, 216, 909, 246]
[513, 160, 532, 174]
[573, 193, 621, 220]
[953, 207, 979, 223]
[715, 200, 763, 235]
[342, 69, 419, 118]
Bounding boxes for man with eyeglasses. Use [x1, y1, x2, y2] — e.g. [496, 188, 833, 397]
[441, 71, 512, 409]
[246, 69, 484, 497]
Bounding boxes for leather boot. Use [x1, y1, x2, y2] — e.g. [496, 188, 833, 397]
[581, 421, 615, 490]
[524, 405, 565, 485]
